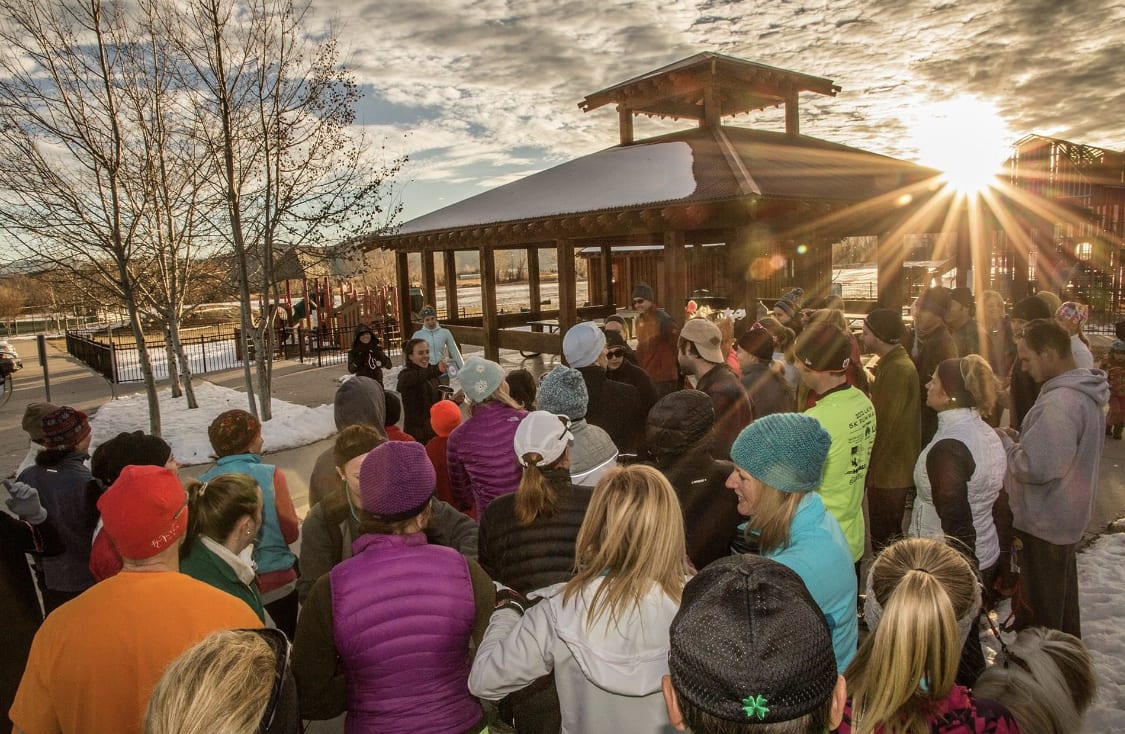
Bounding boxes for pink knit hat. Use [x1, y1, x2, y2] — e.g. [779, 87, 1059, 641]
[358, 441, 435, 521]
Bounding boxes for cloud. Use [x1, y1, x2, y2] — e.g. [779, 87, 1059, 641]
[315, 0, 1125, 221]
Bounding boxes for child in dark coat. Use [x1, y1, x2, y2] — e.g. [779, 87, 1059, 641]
[347, 323, 392, 384]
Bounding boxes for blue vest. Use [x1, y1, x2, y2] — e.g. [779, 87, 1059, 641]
[200, 454, 296, 574]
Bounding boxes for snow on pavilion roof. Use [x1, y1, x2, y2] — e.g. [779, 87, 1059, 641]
[376, 125, 935, 250]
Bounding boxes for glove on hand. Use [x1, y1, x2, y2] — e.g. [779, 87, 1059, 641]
[3, 480, 48, 525]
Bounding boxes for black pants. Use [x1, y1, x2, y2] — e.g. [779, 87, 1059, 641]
[1013, 530, 1081, 638]
[867, 486, 911, 553]
[264, 588, 299, 640]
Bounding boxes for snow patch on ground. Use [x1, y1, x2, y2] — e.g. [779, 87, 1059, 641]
[88, 381, 335, 466]
[1078, 532, 1125, 730]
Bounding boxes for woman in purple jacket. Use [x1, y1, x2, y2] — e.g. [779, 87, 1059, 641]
[447, 356, 528, 519]
[292, 441, 494, 733]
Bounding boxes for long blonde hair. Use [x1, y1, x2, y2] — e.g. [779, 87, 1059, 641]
[974, 627, 1096, 734]
[145, 630, 276, 734]
[845, 538, 978, 734]
[563, 465, 690, 630]
[515, 452, 565, 525]
[745, 481, 803, 554]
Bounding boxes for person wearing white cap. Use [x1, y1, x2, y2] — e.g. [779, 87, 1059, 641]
[477, 411, 595, 731]
[563, 321, 644, 454]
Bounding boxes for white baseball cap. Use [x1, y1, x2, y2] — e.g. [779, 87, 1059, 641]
[513, 411, 574, 467]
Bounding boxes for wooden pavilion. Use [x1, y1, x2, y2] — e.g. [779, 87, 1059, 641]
[365, 52, 941, 359]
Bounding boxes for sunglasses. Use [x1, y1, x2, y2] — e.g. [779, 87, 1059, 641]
[631, 298, 646, 305]
[246, 627, 292, 734]
[606, 348, 626, 359]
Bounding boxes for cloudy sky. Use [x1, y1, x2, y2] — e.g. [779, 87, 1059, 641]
[310, 0, 1125, 223]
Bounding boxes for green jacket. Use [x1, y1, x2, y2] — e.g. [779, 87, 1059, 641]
[806, 385, 876, 561]
[181, 539, 265, 622]
[866, 345, 921, 488]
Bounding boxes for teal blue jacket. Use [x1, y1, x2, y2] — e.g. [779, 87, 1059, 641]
[763, 493, 858, 673]
[180, 539, 265, 622]
[200, 454, 296, 575]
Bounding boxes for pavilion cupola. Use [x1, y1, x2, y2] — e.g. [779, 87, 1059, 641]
[578, 52, 841, 145]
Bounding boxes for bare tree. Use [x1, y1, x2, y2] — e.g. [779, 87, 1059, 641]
[0, 279, 26, 335]
[171, 0, 404, 420]
[0, 0, 165, 433]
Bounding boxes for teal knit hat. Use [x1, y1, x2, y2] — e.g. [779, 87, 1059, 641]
[730, 414, 830, 493]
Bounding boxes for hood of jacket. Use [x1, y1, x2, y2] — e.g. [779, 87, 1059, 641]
[645, 389, 715, 456]
[1040, 368, 1109, 408]
[351, 323, 376, 348]
[545, 578, 680, 697]
[334, 375, 388, 438]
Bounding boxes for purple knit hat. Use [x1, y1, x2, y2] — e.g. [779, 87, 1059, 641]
[358, 441, 435, 521]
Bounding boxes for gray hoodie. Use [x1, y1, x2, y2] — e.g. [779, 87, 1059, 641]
[307, 376, 387, 507]
[1001, 368, 1109, 545]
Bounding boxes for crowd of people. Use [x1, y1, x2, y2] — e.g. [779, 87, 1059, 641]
[0, 282, 1112, 734]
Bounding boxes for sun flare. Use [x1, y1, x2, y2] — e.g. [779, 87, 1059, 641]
[909, 95, 1013, 195]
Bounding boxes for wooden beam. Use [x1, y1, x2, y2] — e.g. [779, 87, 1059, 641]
[395, 251, 413, 337]
[601, 244, 615, 307]
[557, 239, 578, 331]
[443, 250, 459, 319]
[876, 232, 908, 311]
[702, 82, 721, 129]
[664, 231, 688, 321]
[618, 105, 634, 145]
[528, 247, 542, 313]
[785, 91, 799, 136]
[421, 251, 437, 311]
[479, 246, 499, 361]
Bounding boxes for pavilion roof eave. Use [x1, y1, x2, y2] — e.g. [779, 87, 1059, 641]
[367, 193, 869, 253]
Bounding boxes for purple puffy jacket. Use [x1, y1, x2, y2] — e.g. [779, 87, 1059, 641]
[447, 401, 526, 520]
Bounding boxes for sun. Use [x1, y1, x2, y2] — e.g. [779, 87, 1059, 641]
[908, 95, 1013, 195]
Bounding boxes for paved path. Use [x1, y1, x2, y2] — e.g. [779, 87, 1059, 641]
[0, 337, 557, 517]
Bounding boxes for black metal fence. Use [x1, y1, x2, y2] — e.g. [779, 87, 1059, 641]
[66, 319, 403, 383]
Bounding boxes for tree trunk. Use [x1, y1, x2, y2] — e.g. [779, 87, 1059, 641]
[167, 317, 198, 409]
[163, 326, 182, 398]
[253, 317, 273, 421]
[122, 285, 161, 437]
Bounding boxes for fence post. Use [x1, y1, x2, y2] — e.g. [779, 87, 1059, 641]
[201, 336, 207, 373]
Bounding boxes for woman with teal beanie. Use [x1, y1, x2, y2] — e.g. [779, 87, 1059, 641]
[725, 412, 858, 672]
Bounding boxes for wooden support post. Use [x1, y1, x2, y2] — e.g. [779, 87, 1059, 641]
[395, 251, 413, 336]
[479, 247, 500, 361]
[664, 231, 687, 320]
[421, 250, 437, 310]
[601, 244, 615, 308]
[528, 247, 541, 314]
[618, 105, 634, 146]
[557, 239, 578, 331]
[702, 83, 720, 129]
[955, 212, 971, 288]
[785, 92, 799, 136]
[876, 232, 908, 311]
[443, 250, 459, 319]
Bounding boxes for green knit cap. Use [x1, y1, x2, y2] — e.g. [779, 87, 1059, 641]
[730, 414, 831, 493]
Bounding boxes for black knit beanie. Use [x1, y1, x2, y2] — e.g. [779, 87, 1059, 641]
[91, 431, 173, 485]
[669, 555, 837, 724]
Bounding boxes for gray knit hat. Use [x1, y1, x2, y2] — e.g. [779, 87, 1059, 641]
[730, 413, 830, 493]
[563, 322, 605, 369]
[669, 554, 838, 724]
[537, 365, 588, 421]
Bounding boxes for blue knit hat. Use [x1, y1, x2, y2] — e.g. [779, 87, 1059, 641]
[537, 365, 588, 420]
[730, 414, 830, 493]
[460, 356, 505, 403]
